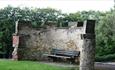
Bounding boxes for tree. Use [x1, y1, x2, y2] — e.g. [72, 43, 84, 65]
[96, 11, 115, 56]
[0, 6, 65, 58]
[64, 11, 103, 21]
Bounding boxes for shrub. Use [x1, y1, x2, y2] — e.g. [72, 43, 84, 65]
[95, 53, 115, 62]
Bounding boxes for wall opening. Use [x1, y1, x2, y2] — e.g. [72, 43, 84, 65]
[77, 22, 83, 27]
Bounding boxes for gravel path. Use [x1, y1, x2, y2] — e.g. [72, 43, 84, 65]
[95, 62, 115, 70]
[40, 61, 115, 70]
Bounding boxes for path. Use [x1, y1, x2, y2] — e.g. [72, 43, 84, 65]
[95, 62, 115, 70]
[40, 61, 115, 70]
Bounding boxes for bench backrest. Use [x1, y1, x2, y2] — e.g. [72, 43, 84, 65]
[51, 49, 80, 57]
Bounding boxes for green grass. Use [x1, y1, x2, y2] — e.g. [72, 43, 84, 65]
[0, 59, 70, 70]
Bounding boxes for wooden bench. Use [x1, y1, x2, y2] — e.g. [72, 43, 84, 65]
[46, 49, 80, 63]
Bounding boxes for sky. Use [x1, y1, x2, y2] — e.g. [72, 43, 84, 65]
[0, 0, 114, 13]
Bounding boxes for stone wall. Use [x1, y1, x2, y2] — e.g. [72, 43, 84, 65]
[18, 22, 86, 61]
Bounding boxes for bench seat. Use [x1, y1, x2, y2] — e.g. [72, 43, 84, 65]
[45, 48, 80, 63]
[48, 54, 71, 59]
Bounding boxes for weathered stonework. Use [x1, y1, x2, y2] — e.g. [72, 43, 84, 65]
[17, 21, 86, 61]
[13, 20, 96, 70]
[80, 20, 96, 70]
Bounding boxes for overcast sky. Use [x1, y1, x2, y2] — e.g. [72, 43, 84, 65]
[0, 0, 114, 13]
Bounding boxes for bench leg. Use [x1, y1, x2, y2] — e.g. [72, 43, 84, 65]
[48, 57, 58, 62]
[67, 58, 76, 64]
[52, 57, 58, 62]
[75, 57, 80, 64]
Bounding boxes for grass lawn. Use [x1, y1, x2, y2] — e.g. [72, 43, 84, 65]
[0, 59, 71, 70]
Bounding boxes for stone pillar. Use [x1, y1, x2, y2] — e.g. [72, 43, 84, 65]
[80, 20, 95, 70]
[12, 35, 19, 60]
[12, 20, 19, 60]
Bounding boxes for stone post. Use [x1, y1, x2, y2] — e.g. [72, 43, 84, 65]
[80, 20, 96, 70]
[12, 20, 19, 60]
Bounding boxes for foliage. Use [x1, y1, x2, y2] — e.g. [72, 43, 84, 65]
[96, 53, 115, 62]
[0, 32, 3, 48]
[64, 11, 103, 21]
[96, 11, 115, 56]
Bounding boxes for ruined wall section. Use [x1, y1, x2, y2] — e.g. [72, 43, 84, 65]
[18, 22, 85, 60]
